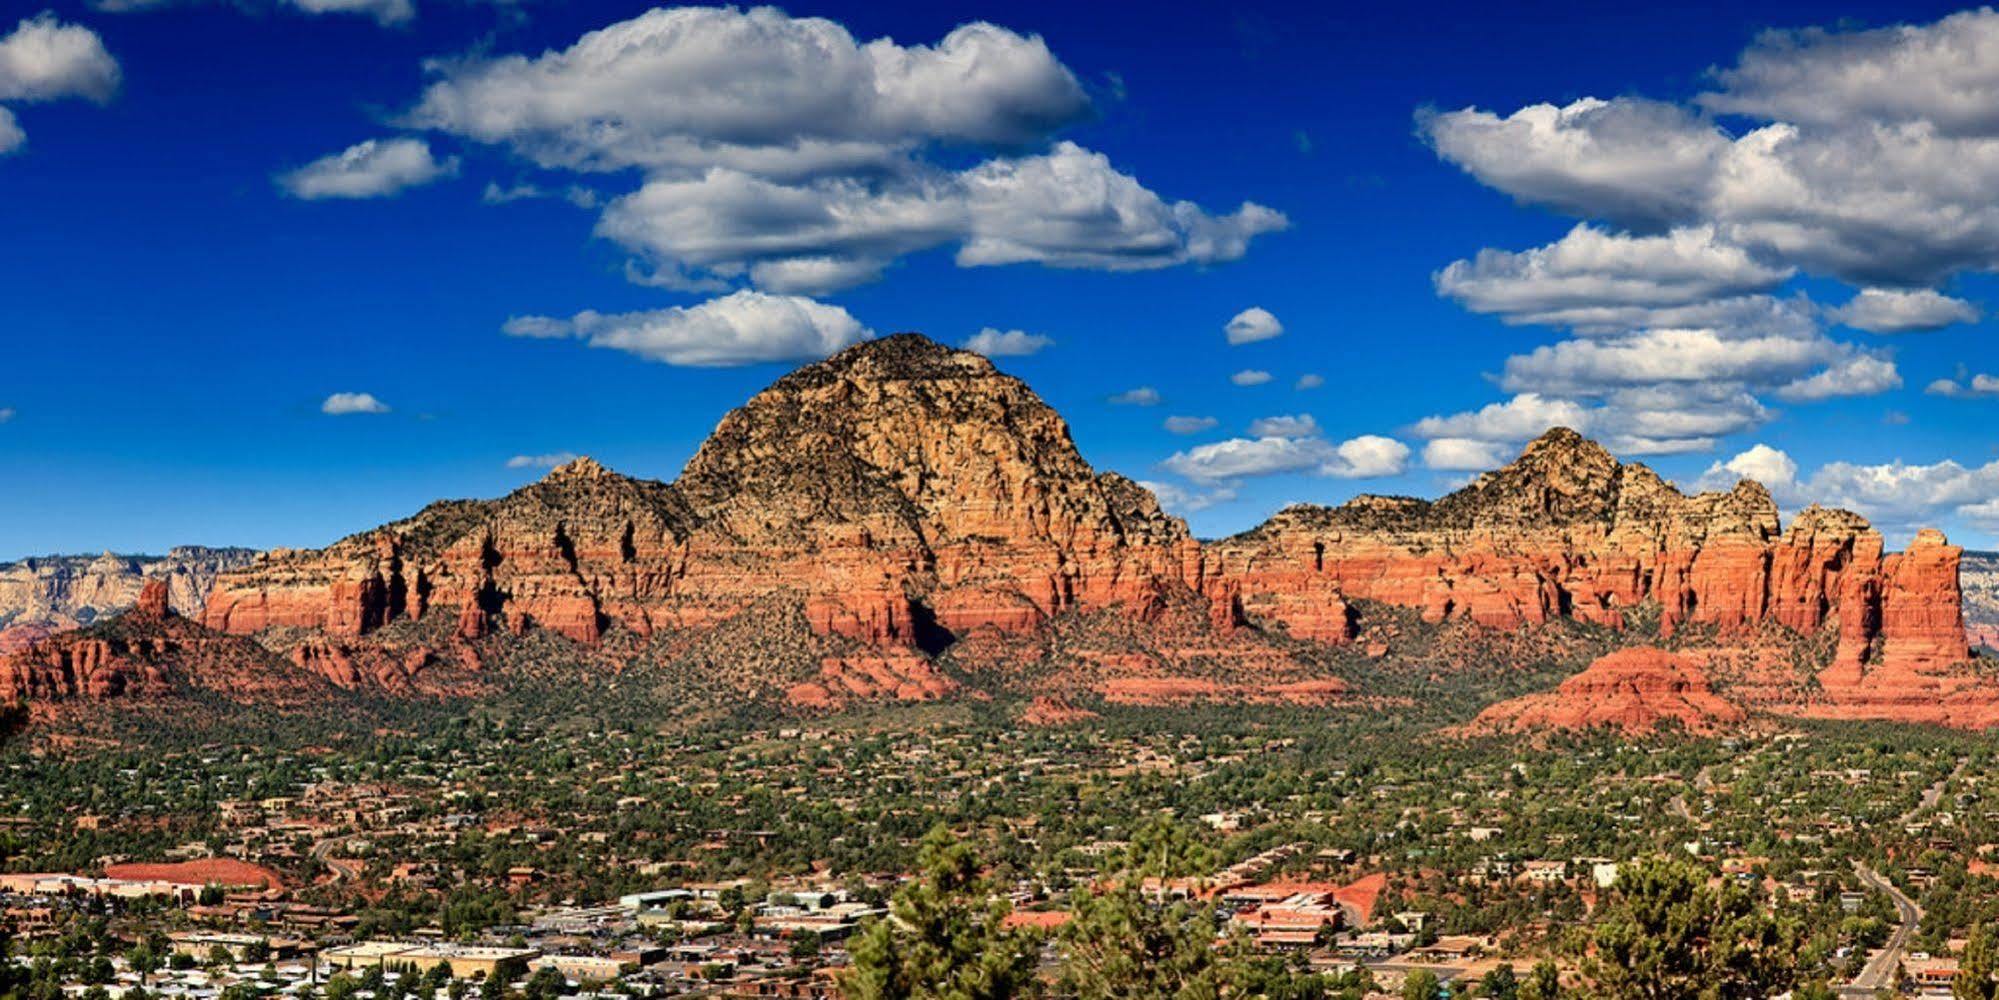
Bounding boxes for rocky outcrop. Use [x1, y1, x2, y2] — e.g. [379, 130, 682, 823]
[0, 546, 255, 636]
[39, 333, 1954, 723]
[1207, 428, 1972, 696]
[0, 586, 340, 716]
[202, 335, 1197, 677]
[1471, 647, 1746, 734]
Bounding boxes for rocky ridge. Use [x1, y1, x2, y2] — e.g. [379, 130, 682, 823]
[5, 334, 1984, 729]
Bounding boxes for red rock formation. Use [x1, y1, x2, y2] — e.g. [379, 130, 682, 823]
[76, 336, 1956, 724]
[1471, 647, 1746, 734]
[1019, 696, 1099, 726]
[785, 649, 959, 708]
[1208, 429, 1973, 695]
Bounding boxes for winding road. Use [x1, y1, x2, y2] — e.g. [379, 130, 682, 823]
[1837, 759, 1962, 998]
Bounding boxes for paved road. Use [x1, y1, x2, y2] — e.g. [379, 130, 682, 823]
[1837, 761, 1960, 997]
[310, 835, 362, 881]
[1844, 862, 1921, 997]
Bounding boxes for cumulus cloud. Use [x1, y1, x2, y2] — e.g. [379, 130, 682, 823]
[1420, 97, 1729, 230]
[504, 290, 871, 367]
[1434, 224, 1791, 327]
[961, 328, 1051, 357]
[1246, 413, 1318, 438]
[1411, 393, 1590, 442]
[1699, 9, 1999, 136]
[0, 12, 118, 154]
[1697, 443, 1800, 493]
[0, 12, 119, 104]
[406, 8, 1092, 177]
[0, 406, 14, 423]
[1230, 369, 1272, 386]
[506, 451, 580, 470]
[954, 143, 1288, 271]
[1498, 327, 1843, 396]
[1927, 372, 1999, 398]
[1693, 443, 1999, 537]
[322, 392, 390, 415]
[1139, 479, 1236, 514]
[592, 142, 1283, 293]
[279, 138, 457, 200]
[393, 8, 1282, 293]
[1161, 434, 1407, 483]
[1107, 386, 1160, 406]
[1805, 457, 1999, 532]
[1422, 437, 1509, 472]
[1774, 355, 1902, 402]
[1294, 373, 1324, 390]
[1162, 415, 1217, 435]
[1224, 306, 1283, 345]
[1830, 288, 1980, 332]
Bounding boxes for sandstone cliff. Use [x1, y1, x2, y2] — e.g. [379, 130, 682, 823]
[7, 334, 1977, 728]
[1206, 428, 1971, 696]
[0, 581, 341, 719]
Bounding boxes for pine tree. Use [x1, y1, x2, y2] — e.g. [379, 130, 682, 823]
[838, 827, 1041, 1000]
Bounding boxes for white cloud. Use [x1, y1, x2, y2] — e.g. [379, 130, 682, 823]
[0, 12, 119, 104]
[1294, 373, 1324, 390]
[1420, 97, 1729, 230]
[322, 392, 390, 415]
[406, 8, 1092, 177]
[399, 7, 1281, 293]
[0, 12, 118, 154]
[1224, 306, 1283, 345]
[594, 142, 1284, 292]
[1693, 442, 1999, 536]
[954, 143, 1287, 270]
[506, 451, 580, 470]
[1927, 373, 1999, 398]
[279, 138, 457, 200]
[1498, 327, 1841, 396]
[0, 406, 14, 423]
[1246, 413, 1318, 438]
[1328, 435, 1412, 478]
[1699, 9, 1999, 136]
[1434, 224, 1791, 327]
[961, 328, 1051, 357]
[1107, 386, 1161, 406]
[1422, 437, 1508, 472]
[288, 0, 411, 25]
[1802, 457, 1999, 531]
[503, 290, 871, 367]
[1830, 288, 1980, 332]
[1697, 443, 1800, 493]
[1162, 415, 1217, 435]
[1138, 479, 1236, 514]
[1230, 369, 1272, 386]
[1412, 393, 1590, 441]
[1161, 430, 1408, 483]
[1774, 355, 1901, 402]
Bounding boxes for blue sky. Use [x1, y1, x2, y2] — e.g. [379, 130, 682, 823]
[3, 0, 1998, 560]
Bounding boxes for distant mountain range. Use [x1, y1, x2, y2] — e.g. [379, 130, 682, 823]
[0, 335, 1987, 734]
[0, 547, 255, 652]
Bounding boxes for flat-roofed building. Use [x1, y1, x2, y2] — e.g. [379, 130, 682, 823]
[529, 955, 630, 984]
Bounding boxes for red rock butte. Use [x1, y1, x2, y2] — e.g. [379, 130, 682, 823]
[4, 333, 1983, 725]
[1471, 647, 1746, 734]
